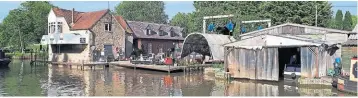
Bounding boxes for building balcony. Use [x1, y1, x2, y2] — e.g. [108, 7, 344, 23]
[41, 33, 88, 45]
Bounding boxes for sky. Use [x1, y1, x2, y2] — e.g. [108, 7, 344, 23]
[0, 1, 357, 23]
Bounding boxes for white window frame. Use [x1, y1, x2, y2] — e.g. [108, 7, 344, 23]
[49, 22, 56, 33]
[148, 43, 152, 54]
[105, 23, 112, 32]
[57, 22, 63, 33]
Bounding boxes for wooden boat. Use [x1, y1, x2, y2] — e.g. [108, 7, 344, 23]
[0, 49, 11, 68]
[283, 64, 301, 80]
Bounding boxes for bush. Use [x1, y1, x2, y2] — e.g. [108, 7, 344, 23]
[212, 63, 224, 70]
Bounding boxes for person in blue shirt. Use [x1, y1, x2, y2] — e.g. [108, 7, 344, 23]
[289, 55, 297, 64]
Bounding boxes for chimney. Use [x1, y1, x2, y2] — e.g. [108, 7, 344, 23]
[71, 8, 74, 26]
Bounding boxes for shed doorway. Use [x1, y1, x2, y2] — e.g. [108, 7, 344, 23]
[278, 47, 301, 79]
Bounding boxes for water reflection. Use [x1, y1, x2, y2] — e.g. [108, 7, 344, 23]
[0, 60, 356, 96]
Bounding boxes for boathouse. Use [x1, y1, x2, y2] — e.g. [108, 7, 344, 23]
[224, 23, 354, 81]
[180, 33, 236, 62]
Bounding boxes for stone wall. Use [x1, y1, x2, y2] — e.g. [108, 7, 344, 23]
[341, 46, 357, 73]
[90, 12, 126, 59]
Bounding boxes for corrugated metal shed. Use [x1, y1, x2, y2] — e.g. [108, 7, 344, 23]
[240, 23, 353, 39]
[225, 34, 338, 81]
[180, 33, 236, 61]
[224, 35, 327, 49]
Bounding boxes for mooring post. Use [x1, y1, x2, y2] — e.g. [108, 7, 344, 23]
[34, 51, 37, 66]
[30, 50, 33, 62]
[82, 60, 84, 70]
[168, 64, 170, 74]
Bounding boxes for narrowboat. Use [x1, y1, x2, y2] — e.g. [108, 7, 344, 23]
[0, 49, 11, 68]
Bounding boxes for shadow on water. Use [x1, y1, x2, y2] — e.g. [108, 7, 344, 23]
[0, 60, 357, 96]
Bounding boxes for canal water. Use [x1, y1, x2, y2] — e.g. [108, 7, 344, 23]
[0, 60, 356, 96]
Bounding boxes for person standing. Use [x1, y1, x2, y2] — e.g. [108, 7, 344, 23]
[289, 55, 297, 64]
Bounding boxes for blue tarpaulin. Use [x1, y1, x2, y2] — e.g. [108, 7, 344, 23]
[208, 23, 215, 32]
[226, 21, 234, 32]
[241, 27, 246, 33]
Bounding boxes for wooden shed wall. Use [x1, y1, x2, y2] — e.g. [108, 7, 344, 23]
[227, 48, 279, 81]
[300, 47, 336, 78]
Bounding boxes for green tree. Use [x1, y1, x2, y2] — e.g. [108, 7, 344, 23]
[191, 1, 333, 38]
[170, 12, 195, 37]
[0, 1, 53, 50]
[115, 1, 168, 24]
[343, 11, 352, 31]
[335, 10, 343, 29]
[352, 15, 357, 29]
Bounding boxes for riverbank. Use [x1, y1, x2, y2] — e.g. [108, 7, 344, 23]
[5, 51, 47, 60]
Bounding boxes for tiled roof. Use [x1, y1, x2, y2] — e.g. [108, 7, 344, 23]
[344, 34, 358, 46]
[342, 40, 357, 46]
[115, 16, 133, 33]
[127, 21, 184, 40]
[52, 7, 109, 30]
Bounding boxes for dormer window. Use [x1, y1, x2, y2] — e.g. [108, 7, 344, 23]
[170, 31, 176, 37]
[146, 29, 150, 35]
[159, 30, 165, 36]
[105, 23, 112, 32]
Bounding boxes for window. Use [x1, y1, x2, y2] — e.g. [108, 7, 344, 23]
[105, 23, 112, 32]
[159, 45, 163, 53]
[170, 31, 176, 37]
[159, 30, 165, 36]
[49, 22, 56, 33]
[148, 43, 152, 54]
[80, 38, 86, 43]
[146, 29, 150, 35]
[48, 22, 62, 33]
[58, 22, 62, 33]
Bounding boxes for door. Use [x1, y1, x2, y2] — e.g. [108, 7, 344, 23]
[104, 45, 114, 60]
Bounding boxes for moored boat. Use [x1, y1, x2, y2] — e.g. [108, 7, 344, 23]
[0, 49, 11, 68]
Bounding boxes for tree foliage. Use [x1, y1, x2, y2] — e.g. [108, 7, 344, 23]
[334, 10, 343, 29]
[115, 1, 168, 24]
[343, 11, 352, 31]
[191, 1, 333, 37]
[0, 1, 53, 50]
[352, 15, 357, 29]
[169, 12, 195, 37]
